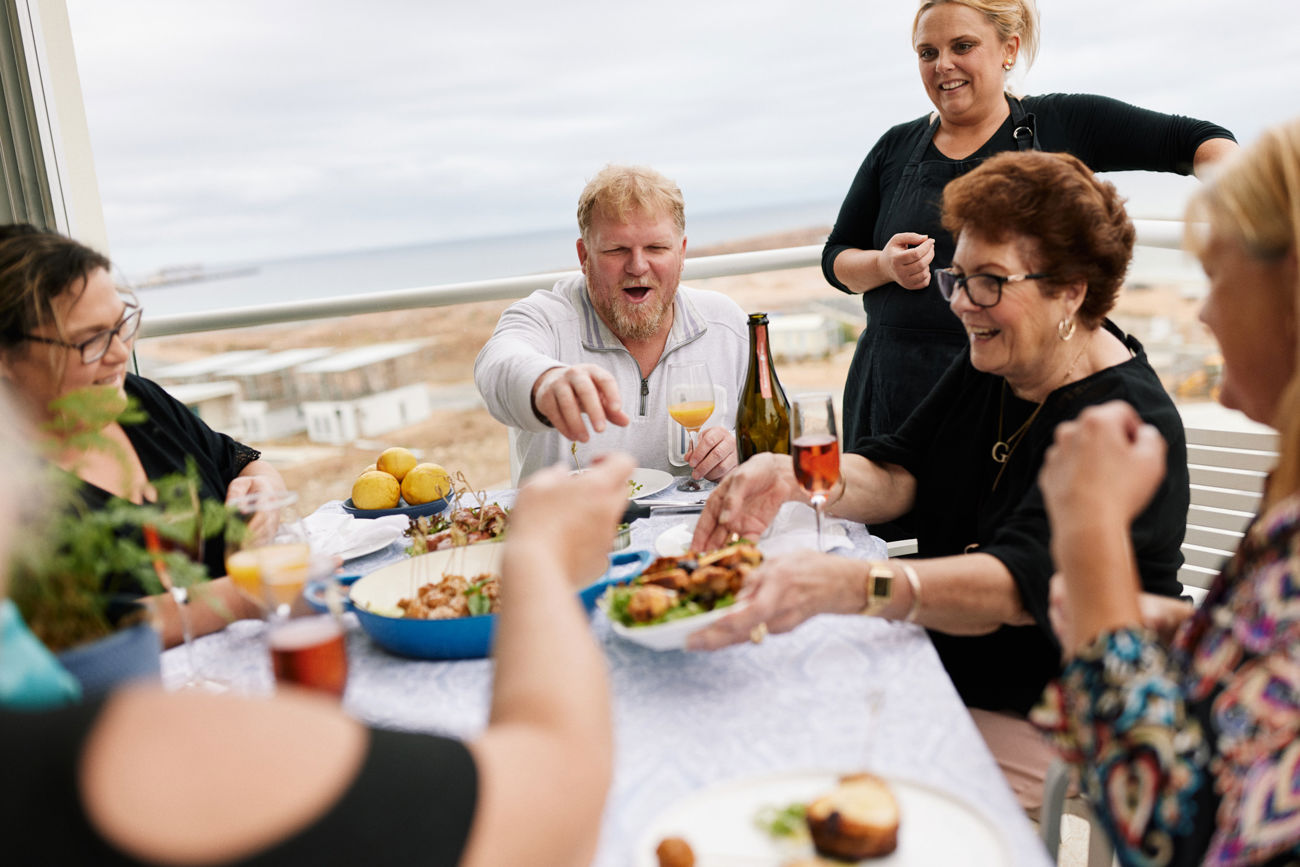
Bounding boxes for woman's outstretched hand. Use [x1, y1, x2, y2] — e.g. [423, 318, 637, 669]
[686, 551, 863, 650]
[691, 453, 801, 553]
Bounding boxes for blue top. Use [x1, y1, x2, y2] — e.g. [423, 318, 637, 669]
[0, 599, 81, 709]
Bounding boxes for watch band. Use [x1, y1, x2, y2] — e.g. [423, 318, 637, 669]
[860, 561, 922, 621]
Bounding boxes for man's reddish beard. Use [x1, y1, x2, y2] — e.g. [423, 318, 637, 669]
[586, 268, 675, 342]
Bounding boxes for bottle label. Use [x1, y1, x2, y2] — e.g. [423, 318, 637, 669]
[757, 328, 772, 400]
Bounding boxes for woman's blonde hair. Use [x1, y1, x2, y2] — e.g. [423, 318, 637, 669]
[913, 0, 1040, 70]
[1185, 117, 1300, 508]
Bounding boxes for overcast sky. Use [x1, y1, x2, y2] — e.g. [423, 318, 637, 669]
[64, 0, 1300, 273]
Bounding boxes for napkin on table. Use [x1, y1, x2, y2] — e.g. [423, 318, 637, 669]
[301, 510, 409, 561]
[653, 502, 852, 558]
[756, 501, 852, 556]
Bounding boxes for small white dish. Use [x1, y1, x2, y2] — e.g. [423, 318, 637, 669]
[654, 521, 696, 558]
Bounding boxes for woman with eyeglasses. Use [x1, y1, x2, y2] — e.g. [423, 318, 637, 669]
[688, 151, 1189, 814]
[0, 224, 285, 645]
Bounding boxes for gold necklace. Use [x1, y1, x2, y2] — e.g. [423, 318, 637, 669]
[991, 337, 1093, 491]
[990, 385, 1042, 465]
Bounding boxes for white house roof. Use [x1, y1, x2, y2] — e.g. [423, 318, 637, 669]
[162, 381, 241, 404]
[153, 350, 268, 378]
[295, 340, 430, 373]
[225, 347, 334, 375]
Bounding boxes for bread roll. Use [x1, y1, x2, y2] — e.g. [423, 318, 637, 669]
[805, 773, 899, 860]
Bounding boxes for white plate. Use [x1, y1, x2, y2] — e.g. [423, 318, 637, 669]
[635, 769, 1010, 866]
[628, 467, 674, 499]
[598, 591, 742, 651]
[339, 535, 401, 561]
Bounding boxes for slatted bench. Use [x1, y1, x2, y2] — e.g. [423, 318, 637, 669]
[1180, 425, 1279, 603]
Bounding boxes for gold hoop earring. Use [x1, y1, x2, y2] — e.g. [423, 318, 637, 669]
[1058, 317, 1076, 341]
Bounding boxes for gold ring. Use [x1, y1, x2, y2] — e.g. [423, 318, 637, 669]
[749, 622, 768, 644]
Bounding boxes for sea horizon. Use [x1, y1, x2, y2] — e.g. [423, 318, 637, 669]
[129, 193, 1208, 321]
[128, 199, 842, 319]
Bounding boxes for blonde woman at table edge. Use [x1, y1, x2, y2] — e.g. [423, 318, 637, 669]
[0, 441, 634, 867]
[689, 150, 1192, 816]
[0, 224, 284, 648]
[1032, 120, 1300, 865]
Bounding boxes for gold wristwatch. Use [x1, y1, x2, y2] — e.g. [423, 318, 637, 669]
[860, 563, 895, 617]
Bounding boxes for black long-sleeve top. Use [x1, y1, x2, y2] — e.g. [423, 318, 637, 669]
[852, 322, 1189, 715]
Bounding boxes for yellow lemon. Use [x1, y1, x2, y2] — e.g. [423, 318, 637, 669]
[376, 447, 418, 481]
[352, 470, 401, 510]
[359, 463, 377, 475]
[401, 462, 452, 505]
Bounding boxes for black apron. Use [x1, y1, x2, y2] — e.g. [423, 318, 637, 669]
[842, 97, 1039, 452]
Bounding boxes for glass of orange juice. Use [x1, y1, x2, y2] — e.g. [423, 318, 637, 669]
[226, 490, 306, 615]
[666, 360, 716, 492]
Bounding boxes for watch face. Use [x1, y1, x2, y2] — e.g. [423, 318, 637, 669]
[869, 569, 894, 601]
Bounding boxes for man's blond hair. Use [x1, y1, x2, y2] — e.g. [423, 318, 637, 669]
[576, 165, 686, 242]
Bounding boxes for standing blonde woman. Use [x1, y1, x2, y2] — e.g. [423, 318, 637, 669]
[1035, 118, 1300, 865]
[825, 0, 1235, 539]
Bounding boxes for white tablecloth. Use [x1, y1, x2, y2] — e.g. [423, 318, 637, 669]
[165, 489, 1052, 867]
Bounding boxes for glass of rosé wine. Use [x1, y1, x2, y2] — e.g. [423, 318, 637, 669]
[791, 393, 840, 552]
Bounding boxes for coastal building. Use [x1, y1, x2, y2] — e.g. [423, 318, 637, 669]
[294, 340, 436, 444]
[149, 350, 270, 385]
[223, 348, 334, 441]
[157, 381, 243, 433]
[767, 313, 844, 362]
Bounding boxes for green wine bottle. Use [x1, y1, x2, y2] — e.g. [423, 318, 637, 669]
[735, 312, 791, 461]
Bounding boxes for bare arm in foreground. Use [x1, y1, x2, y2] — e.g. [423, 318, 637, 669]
[81, 456, 634, 867]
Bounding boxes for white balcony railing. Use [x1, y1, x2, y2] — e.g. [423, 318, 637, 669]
[140, 220, 1188, 340]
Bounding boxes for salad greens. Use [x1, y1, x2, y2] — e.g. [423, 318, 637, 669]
[464, 577, 494, 616]
[604, 584, 735, 627]
[754, 802, 809, 839]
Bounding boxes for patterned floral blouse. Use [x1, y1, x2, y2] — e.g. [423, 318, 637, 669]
[1033, 494, 1300, 867]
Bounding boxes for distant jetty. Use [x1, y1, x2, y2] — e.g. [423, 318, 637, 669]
[136, 263, 259, 289]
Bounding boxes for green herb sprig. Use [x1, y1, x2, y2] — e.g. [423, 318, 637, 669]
[754, 802, 808, 839]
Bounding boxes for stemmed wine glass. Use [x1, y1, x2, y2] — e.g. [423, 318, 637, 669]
[143, 487, 227, 692]
[226, 490, 309, 619]
[666, 361, 716, 493]
[791, 393, 840, 552]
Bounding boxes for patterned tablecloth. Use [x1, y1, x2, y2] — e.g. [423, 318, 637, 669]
[164, 486, 1053, 867]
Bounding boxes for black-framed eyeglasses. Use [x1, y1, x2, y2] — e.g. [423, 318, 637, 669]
[23, 294, 143, 364]
[935, 268, 1053, 309]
